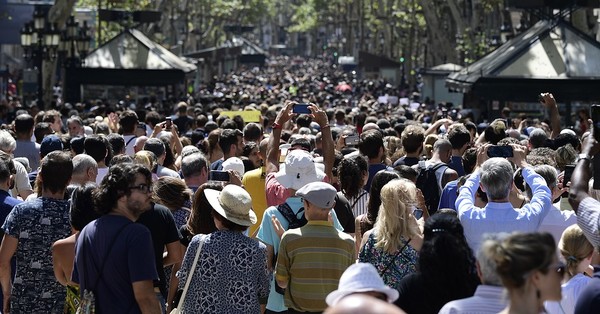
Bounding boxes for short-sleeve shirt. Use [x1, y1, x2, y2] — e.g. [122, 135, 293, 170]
[276, 221, 355, 312]
[11, 160, 32, 198]
[2, 197, 71, 312]
[137, 203, 181, 297]
[73, 215, 158, 313]
[14, 140, 41, 171]
[256, 197, 344, 312]
[176, 231, 270, 313]
[242, 167, 267, 236]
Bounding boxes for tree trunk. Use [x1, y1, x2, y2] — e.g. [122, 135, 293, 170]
[419, 0, 457, 65]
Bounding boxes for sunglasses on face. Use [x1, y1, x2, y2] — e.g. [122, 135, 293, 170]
[129, 184, 151, 194]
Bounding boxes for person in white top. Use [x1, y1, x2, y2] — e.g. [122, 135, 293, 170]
[439, 233, 509, 314]
[532, 165, 576, 245]
[143, 138, 180, 178]
[545, 225, 594, 314]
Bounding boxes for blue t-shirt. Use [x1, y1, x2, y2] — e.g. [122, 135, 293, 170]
[448, 155, 465, 177]
[210, 159, 224, 171]
[73, 215, 158, 314]
[256, 197, 344, 312]
[438, 179, 459, 211]
[366, 163, 393, 192]
[0, 190, 21, 306]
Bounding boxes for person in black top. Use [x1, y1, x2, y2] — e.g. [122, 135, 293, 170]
[137, 202, 182, 312]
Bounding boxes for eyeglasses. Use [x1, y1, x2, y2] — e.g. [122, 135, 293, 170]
[128, 184, 151, 194]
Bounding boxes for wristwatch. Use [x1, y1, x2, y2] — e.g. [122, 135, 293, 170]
[579, 153, 592, 161]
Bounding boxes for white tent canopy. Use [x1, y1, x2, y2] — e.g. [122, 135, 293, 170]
[84, 29, 196, 73]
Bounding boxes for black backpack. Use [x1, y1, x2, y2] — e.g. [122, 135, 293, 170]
[277, 202, 307, 229]
[415, 162, 447, 215]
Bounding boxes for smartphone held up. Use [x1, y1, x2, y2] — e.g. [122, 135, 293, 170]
[292, 103, 311, 114]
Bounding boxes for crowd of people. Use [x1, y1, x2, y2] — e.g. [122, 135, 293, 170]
[0, 56, 598, 314]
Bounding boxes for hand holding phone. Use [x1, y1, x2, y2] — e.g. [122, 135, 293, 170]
[209, 170, 230, 182]
[487, 145, 514, 158]
[165, 117, 172, 130]
[292, 103, 311, 114]
[345, 135, 360, 146]
[563, 164, 575, 186]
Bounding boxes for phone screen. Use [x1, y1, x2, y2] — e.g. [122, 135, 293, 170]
[165, 117, 172, 130]
[564, 165, 575, 185]
[592, 105, 600, 136]
[345, 135, 360, 146]
[209, 170, 230, 182]
[487, 145, 514, 158]
[293, 103, 311, 114]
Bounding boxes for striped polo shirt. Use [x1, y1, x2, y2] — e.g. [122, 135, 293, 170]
[276, 220, 355, 312]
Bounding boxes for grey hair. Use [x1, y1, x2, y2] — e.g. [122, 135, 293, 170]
[528, 128, 548, 149]
[478, 233, 508, 286]
[480, 158, 514, 201]
[0, 131, 16, 152]
[526, 165, 557, 199]
[72, 154, 98, 176]
[181, 152, 208, 178]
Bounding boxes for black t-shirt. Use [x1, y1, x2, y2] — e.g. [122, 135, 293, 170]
[137, 203, 181, 297]
[393, 156, 421, 167]
[333, 192, 355, 233]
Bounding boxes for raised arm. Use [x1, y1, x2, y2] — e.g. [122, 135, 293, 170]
[540, 93, 561, 139]
[309, 104, 334, 179]
[266, 101, 295, 175]
[569, 127, 599, 212]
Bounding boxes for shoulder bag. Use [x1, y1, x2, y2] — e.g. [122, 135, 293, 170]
[170, 234, 206, 314]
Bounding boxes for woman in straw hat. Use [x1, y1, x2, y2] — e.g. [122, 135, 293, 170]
[175, 184, 269, 313]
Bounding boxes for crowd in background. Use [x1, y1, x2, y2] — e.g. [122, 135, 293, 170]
[0, 57, 597, 314]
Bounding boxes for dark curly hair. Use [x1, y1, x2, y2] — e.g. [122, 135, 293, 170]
[419, 213, 479, 311]
[338, 155, 368, 199]
[93, 163, 152, 215]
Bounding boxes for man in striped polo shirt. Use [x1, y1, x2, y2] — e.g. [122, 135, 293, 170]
[275, 182, 355, 313]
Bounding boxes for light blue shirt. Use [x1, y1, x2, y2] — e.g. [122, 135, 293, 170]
[256, 197, 343, 312]
[439, 285, 507, 314]
[456, 167, 552, 253]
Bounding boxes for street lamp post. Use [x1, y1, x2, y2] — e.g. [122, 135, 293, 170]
[59, 16, 91, 68]
[20, 5, 60, 109]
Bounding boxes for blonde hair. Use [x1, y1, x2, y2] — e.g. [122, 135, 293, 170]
[374, 179, 417, 253]
[559, 225, 593, 279]
[424, 134, 439, 159]
[134, 150, 156, 171]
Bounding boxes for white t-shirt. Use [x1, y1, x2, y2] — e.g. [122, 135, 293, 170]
[96, 167, 109, 185]
[10, 160, 32, 198]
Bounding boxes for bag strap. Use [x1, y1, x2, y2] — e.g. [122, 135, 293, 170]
[277, 202, 306, 228]
[380, 238, 411, 276]
[176, 234, 207, 309]
[84, 222, 132, 292]
[350, 191, 368, 210]
[125, 136, 137, 147]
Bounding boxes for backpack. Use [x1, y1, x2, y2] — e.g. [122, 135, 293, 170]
[277, 202, 307, 229]
[415, 161, 448, 215]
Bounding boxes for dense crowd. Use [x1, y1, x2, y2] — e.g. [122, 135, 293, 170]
[0, 57, 598, 314]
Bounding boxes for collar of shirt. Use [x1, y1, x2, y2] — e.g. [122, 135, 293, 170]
[307, 220, 333, 227]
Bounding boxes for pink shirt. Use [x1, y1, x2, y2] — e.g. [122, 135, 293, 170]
[265, 173, 291, 207]
[265, 172, 331, 207]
